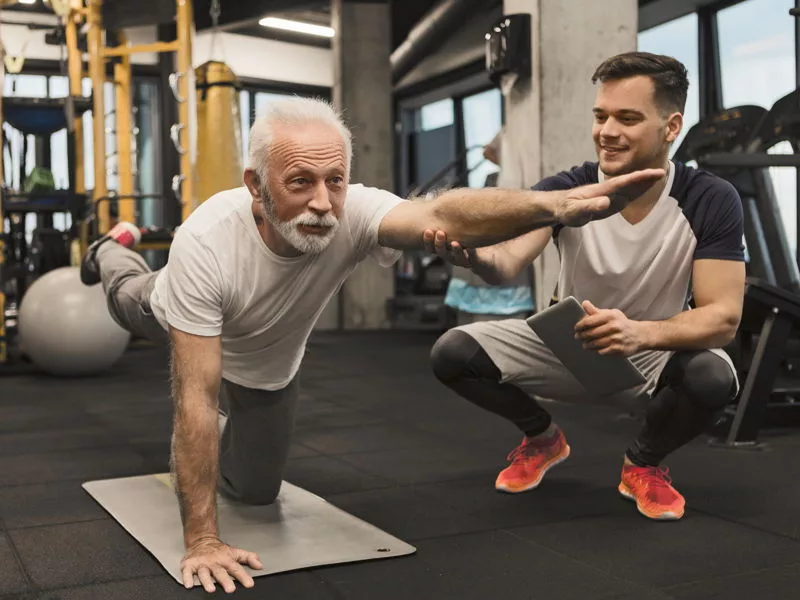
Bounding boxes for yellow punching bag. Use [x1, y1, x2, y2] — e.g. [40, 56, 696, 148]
[194, 61, 243, 205]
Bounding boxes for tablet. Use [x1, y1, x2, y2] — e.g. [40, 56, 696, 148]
[526, 296, 647, 397]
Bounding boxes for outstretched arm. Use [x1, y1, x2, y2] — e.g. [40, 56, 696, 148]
[377, 168, 664, 250]
[422, 227, 552, 285]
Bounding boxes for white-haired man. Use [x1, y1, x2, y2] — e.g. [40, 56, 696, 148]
[81, 96, 663, 594]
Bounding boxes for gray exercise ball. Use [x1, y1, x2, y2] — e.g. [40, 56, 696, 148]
[18, 266, 130, 376]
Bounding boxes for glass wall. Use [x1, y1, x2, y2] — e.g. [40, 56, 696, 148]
[462, 88, 501, 188]
[400, 87, 503, 194]
[718, 0, 796, 257]
[3, 74, 48, 191]
[419, 98, 455, 131]
[135, 80, 162, 228]
[718, 0, 794, 109]
[2, 73, 163, 236]
[239, 90, 251, 163]
[637, 13, 700, 152]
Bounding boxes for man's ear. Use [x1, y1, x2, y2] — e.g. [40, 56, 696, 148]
[243, 169, 262, 199]
[665, 111, 683, 144]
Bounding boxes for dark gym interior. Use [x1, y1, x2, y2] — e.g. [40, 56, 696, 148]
[2, 1, 800, 599]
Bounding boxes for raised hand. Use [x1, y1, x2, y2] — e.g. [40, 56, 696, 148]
[555, 168, 665, 227]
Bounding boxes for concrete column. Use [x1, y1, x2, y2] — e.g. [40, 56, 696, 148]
[317, 0, 394, 330]
[501, 0, 637, 310]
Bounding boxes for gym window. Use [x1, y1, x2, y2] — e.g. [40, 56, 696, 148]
[637, 12, 700, 153]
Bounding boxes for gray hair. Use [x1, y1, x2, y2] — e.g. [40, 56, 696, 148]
[246, 96, 353, 186]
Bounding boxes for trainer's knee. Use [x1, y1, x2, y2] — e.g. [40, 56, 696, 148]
[430, 329, 498, 384]
[431, 329, 474, 383]
[679, 351, 737, 410]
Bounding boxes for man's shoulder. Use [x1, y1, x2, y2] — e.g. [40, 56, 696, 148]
[532, 161, 598, 191]
[180, 186, 251, 237]
[344, 182, 405, 218]
[346, 183, 404, 202]
[670, 161, 740, 207]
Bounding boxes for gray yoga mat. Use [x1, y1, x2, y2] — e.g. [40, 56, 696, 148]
[83, 473, 416, 584]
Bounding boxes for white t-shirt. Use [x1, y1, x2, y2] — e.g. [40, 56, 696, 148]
[536, 160, 744, 320]
[149, 184, 405, 390]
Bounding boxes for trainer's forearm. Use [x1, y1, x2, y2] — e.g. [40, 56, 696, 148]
[430, 187, 559, 247]
[171, 388, 221, 548]
[637, 305, 740, 351]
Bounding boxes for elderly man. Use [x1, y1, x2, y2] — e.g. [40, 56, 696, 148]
[81, 96, 662, 593]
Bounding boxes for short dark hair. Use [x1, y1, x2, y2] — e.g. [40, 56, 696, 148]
[591, 51, 689, 114]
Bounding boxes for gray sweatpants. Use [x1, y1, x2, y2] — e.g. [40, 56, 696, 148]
[97, 242, 298, 504]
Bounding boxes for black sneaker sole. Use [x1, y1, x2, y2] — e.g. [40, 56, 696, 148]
[79, 237, 111, 286]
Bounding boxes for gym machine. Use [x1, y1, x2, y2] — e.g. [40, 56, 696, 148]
[0, 0, 195, 366]
[678, 89, 800, 447]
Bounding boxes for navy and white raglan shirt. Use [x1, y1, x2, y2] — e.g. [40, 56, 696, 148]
[534, 161, 745, 322]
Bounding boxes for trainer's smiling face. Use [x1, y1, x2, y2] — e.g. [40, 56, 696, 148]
[592, 75, 682, 177]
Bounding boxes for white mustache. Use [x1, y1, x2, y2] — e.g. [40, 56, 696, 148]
[293, 213, 338, 228]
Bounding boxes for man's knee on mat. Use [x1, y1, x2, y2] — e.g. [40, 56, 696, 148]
[221, 476, 282, 506]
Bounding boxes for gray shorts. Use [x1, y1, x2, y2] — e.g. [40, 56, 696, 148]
[455, 317, 735, 409]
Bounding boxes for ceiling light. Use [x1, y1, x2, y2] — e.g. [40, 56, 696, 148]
[259, 17, 334, 38]
[18, 0, 38, 5]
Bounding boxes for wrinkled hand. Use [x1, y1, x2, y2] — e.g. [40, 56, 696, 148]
[555, 168, 665, 227]
[574, 300, 645, 357]
[181, 537, 263, 594]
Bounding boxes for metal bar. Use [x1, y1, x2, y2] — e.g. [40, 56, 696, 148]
[102, 41, 180, 58]
[699, 153, 800, 168]
[751, 169, 800, 289]
[87, 0, 109, 233]
[157, 23, 180, 228]
[743, 196, 776, 284]
[0, 16, 6, 365]
[697, 7, 723, 118]
[726, 310, 793, 444]
[176, 0, 194, 222]
[66, 5, 84, 194]
[795, 0, 800, 273]
[114, 32, 135, 224]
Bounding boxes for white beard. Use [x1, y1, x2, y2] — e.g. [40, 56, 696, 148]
[260, 192, 339, 255]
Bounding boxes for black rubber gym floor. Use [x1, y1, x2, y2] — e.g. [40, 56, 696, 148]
[2, 330, 800, 599]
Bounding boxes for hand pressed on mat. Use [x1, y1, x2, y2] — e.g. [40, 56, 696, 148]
[181, 536, 263, 593]
[574, 300, 645, 357]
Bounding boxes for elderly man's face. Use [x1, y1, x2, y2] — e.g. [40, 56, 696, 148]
[259, 122, 348, 254]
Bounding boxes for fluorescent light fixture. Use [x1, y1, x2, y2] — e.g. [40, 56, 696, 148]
[18, 0, 38, 4]
[259, 17, 335, 38]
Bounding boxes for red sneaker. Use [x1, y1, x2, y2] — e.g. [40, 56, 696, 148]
[495, 428, 570, 493]
[618, 464, 685, 520]
[104, 222, 142, 249]
[80, 222, 142, 285]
